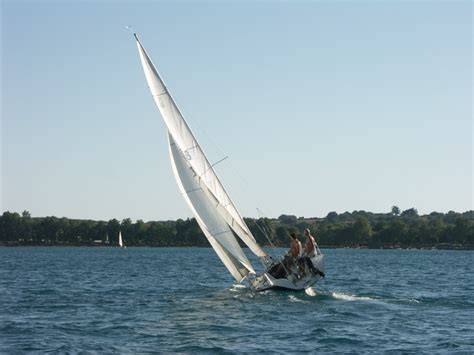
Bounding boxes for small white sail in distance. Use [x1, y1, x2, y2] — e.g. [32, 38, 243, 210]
[133, 33, 267, 282]
[118, 230, 124, 248]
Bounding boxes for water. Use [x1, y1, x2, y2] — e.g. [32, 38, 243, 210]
[1, 248, 473, 353]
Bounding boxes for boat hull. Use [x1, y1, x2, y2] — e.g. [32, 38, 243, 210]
[250, 272, 322, 291]
[249, 254, 325, 291]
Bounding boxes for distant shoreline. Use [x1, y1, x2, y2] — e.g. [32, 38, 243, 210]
[2, 210, 472, 250]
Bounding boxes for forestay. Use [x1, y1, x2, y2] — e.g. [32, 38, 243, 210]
[134, 34, 267, 281]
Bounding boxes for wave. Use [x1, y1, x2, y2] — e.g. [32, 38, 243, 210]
[326, 292, 427, 305]
[288, 294, 305, 303]
[229, 284, 247, 291]
[329, 292, 376, 302]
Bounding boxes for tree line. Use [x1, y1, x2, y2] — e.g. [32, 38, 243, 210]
[0, 207, 472, 249]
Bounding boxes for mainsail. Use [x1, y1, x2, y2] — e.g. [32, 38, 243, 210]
[134, 33, 267, 282]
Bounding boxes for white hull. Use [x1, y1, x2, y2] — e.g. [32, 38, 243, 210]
[249, 254, 325, 291]
[250, 271, 323, 291]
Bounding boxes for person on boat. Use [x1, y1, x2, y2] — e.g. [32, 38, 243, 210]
[302, 228, 325, 278]
[288, 232, 302, 257]
[303, 228, 316, 257]
[268, 233, 301, 279]
[280, 232, 301, 276]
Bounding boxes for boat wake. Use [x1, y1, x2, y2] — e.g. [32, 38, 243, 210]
[222, 285, 425, 309]
[321, 291, 423, 305]
[329, 292, 376, 302]
[229, 284, 247, 292]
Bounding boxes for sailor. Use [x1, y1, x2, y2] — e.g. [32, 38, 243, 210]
[288, 232, 302, 257]
[269, 233, 302, 279]
[303, 228, 325, 278]
[280, 232, 302, 277]
[303, 228, 316, 257]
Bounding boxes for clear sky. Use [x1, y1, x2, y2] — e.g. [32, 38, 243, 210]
[1, 0, 472, 222]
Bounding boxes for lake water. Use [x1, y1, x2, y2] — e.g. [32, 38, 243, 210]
[1, 247, 473, 353]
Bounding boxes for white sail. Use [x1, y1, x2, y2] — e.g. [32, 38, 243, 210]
[118, 231, 123, 248]
[168, 133, 254, 281]
[134, 34, 266, 259]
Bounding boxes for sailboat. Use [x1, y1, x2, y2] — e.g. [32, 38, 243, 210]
[132, 33, 324, 291]
[118, 230, 126, 249]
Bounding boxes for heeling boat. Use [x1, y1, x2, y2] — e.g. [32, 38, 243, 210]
[132, 33, 324, 291]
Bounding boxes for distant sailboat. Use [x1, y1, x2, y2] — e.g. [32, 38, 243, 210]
[118, 231, 126, 249]
[132, 33, 324, 291]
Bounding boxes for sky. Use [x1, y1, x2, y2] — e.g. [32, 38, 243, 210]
[1, 0, 472, 222]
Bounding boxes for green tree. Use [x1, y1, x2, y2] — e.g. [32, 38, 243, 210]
[92, 221, 108, 244]
[401, 208, 418, 218]
[107, 219, 121, 244]
[373, 220, 407, 246]
[278, 214, 297, 224]
[22, 210, 31, 218]
[245, 217, 274, 247]
[326, 211, 338, 223]
[0, 212, 22, 243]
[148, 221, 176, 245]
[452, 217, 471, 244]
[275, 226, 290, 246]
[133, 219, 148, 245]
[352, 216, 372, 245]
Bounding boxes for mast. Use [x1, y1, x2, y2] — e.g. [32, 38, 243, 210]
[133, 34, 266, 258]
[132, 33, 267, 281]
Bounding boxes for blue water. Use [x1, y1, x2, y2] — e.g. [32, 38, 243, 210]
[1, 247, 473, 353]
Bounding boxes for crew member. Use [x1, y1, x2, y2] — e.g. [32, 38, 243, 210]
[303, 228, 316, 257]
[288, 232, 302, 257]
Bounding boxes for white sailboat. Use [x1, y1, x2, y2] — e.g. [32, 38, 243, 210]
[132, 33, 324, 291]
[118, 230, 126, 249]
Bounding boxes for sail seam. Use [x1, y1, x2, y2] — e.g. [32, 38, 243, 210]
[211, 230, 231, 237]
[184, 144, 199, 152]
[184, 187, 202, 194]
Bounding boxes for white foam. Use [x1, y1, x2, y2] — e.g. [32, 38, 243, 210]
[331, 292, 374, 301]
[232, 284, 247, 289]
[305, 287, 317, 296]
[229, 284, 247, 292]
[288, 295, 304, 302]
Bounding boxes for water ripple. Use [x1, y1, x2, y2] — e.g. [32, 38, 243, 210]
[1, 247, 473, 353]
